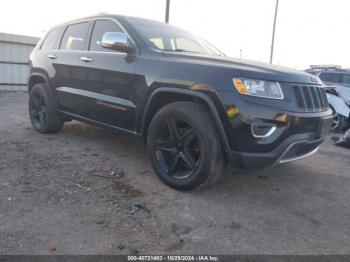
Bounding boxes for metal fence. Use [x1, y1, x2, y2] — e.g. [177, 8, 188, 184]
[0, 33, 40, 91]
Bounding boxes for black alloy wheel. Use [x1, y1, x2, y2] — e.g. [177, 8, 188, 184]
[147, 102, 225, 190]
[29, 83, 64, 133]
[153, 118, 201, 180]
[29, 91, 47, 130]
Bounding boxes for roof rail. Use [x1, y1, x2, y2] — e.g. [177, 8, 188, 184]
[310, 65, 342, 70]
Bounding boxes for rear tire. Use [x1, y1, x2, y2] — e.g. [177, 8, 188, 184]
[147, 102, 226, 190]
[29, 83, 64, 133]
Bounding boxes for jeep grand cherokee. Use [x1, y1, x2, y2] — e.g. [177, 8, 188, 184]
[28, 14, 333, 190]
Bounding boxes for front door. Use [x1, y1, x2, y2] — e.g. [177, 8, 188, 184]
[68, 19, 140, 131]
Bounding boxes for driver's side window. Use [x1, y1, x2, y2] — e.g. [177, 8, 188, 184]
[90, 20, 124, 52]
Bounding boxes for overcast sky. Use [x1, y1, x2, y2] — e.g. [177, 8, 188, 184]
[1, 0, 349, 69]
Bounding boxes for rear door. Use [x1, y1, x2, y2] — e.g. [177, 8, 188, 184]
[71, 18, 139, 131]
[53, 21, 93, 116]
[36, 26, 66, 95]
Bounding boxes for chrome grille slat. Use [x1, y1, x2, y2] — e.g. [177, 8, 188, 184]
[311, 86, 321, 109]
[292, 85, 329, 112]
[314, 87, 324, 110]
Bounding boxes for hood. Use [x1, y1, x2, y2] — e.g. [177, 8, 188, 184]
[162, 52, 321, 85]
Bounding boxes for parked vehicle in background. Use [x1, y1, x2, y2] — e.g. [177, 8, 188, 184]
[335, 128, 350, 149]
[306, 65, 350, 132]
[324, 86, 350, 131]
[28, 14, 333, 190]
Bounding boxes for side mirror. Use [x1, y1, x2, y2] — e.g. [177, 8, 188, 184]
[101, 32, 135, 53]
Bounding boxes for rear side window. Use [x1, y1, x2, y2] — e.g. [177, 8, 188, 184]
[41, 27, 65, 51]
[89, 20, 123, 52]
[60, 22, 90, 51]
[319, 72, 342, 84]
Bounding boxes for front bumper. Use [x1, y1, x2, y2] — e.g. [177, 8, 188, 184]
[226, 136, 324, 169]
[216, 90, 334, 169]
[225, 112, 333, 169]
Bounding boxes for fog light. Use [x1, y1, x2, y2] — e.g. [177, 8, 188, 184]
[251, 123, 277, 138]
[227, 107, 239, 118]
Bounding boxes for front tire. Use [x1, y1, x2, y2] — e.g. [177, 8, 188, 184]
[29, 83, 64, 133]
[147, 102, 225, 190]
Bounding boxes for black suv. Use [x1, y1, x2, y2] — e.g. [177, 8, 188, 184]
[28, 14, 333, 190]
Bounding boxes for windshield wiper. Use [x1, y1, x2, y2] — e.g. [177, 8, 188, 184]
[163, 48, 224, 56]
[163, 49, 188, 52]
[163, 49, 204, 54]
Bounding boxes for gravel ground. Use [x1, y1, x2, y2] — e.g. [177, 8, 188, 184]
[0, 91, 350, 255]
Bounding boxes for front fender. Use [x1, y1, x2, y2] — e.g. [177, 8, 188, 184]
[141, 87, 232, 153]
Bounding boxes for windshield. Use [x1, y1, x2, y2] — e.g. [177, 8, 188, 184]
[126, 17, 224, 56]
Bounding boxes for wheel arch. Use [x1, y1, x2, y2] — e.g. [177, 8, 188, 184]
[140, 87, 231, 152]
[28, 73, 48, 92]
[28, 73, 59, 110]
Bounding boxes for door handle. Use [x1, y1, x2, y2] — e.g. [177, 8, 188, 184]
[81, 57, 93, 63]
[48, 54, 57, 60]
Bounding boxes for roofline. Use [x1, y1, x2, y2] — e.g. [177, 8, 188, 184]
[49, 14, 124, 29]
[48, 13, 169, 31]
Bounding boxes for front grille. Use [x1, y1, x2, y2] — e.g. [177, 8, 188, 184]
[293, 85, 329, 112]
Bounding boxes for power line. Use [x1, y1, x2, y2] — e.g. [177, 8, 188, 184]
[270, 0, 279, 64]
[165, 0, 170, 23]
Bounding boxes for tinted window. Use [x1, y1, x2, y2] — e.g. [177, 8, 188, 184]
[342, 74, 350, 85]
[60, 22, 90, 51]
[90, 20, 123, 52]
[319, 73, 342, 84]
[41, 27, 65, 51]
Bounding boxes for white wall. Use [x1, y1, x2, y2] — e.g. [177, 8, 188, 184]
[0, 33, 39, 91]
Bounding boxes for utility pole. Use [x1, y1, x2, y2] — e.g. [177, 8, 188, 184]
[165, 0, 170, 23]
[270, 0, 279, 64]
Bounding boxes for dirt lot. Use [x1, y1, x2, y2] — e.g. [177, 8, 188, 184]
[0, 91, 350, 255]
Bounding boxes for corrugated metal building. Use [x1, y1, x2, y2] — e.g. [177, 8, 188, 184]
[0, 33, 40, 91]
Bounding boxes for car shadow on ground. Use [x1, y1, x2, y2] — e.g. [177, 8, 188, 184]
[57, 121, 346, 204]
[3, 92, 350, 254]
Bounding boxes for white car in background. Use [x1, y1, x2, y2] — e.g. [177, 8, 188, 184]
[306, 65, 350, 132]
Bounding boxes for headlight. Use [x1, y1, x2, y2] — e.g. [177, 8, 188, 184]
[233, 78, 284, 99]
